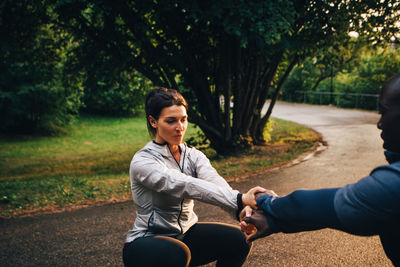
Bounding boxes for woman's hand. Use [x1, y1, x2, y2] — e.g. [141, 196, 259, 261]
[242, 186, 277, 209]
[242, 186, 266, 209]
[239, 206, 257, 235]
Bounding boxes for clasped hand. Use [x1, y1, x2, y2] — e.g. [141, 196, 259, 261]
[240, 188, 278, 243]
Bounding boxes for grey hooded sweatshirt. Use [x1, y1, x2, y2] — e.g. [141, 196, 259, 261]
[126, 141, 240, 243]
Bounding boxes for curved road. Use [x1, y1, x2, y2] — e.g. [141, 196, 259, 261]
[0, 102, 391, 267]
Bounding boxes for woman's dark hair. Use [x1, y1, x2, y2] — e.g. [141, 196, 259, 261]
[145, 88, 188, 137]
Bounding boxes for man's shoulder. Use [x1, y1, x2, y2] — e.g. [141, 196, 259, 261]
[371, 161, 400, 177]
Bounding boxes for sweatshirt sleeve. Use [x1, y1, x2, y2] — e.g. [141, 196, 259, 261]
[193, 149, 236, 189]
[130, 152, 238, 212]
[256, 188, 344, 234]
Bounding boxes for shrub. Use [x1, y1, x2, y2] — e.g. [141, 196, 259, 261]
[82, 71, 151, 117]
[0, 2, 83, 135]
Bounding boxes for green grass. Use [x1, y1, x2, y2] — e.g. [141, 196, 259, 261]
[0, 116, 199, 181]
[0, 115, 321, 217]
[209, 118, 320, 178]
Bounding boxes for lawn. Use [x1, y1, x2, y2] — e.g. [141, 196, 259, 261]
[0, 115, 321, 217]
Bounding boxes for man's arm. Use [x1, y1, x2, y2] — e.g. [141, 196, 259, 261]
[255, 188, 344, 234]
[244, 163, 400, 242]
[333, 164, 400, 235]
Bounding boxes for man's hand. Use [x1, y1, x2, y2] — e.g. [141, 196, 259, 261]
[243, 210, 272, 243]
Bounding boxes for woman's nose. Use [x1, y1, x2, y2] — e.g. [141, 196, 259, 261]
[176, 122, 184, 130]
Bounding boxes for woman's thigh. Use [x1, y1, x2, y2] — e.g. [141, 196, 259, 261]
[123, 235, 190, 267]
[181, 222, 251, 267]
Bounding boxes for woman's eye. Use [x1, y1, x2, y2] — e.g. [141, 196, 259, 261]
[167, 120, 175, 124]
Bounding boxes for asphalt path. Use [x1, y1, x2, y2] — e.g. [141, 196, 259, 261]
[0, 102, 392, 267]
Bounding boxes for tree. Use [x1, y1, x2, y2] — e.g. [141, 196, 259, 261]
[54, 0, 400, 153]
[281, 37, 365, 102]
[335, 46, 400, 110]
[0, 0, 83, 135]
[62, 30, 153, 117]
[81, 68, 152, 117]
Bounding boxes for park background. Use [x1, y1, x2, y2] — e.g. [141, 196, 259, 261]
[1, 1, 399, 218]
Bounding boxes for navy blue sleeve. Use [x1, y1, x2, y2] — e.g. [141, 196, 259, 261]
[334, 163, 400, 236]
[257, 162, 400, 236]
[257, 188, 345, 234]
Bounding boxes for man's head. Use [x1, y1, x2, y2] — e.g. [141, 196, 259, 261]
[377, 73, 400, 153]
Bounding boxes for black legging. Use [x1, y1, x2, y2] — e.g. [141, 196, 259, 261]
[122, 222, 252, 267]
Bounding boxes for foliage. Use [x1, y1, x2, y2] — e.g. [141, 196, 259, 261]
[63, 35, 153, 116]
[0, 1, 84, 135]
[81, 70, 151, 116]
[332, 47, 400, 109]
[53, 0, 399, 153]
[355, 47, 400, 93]
[282, 45, 400, 110]
[281, 36, 365, 101]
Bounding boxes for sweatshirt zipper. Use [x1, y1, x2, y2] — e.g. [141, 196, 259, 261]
[168, 145, 186, 235]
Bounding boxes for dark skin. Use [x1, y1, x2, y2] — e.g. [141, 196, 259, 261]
[377, 73, 400, 153]
[240, 194, 274, 242]
[241, 73, 400, 243]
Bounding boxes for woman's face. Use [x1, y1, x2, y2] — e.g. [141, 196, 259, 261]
[150, 105, 188, 145]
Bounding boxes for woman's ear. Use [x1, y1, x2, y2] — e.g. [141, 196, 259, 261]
[149, 115, 157, 129]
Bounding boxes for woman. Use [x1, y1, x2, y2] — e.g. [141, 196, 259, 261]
[123, 88, 264, 267]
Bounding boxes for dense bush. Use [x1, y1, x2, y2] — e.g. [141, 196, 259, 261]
[281, 45, 400, 110]
[0, 1, 83, 135]
[0, 1, 151, 135]
[322, 47, 400, 109]
[82, 71, 151, 117]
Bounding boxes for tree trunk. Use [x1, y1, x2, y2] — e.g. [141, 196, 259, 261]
[252, 55, 299, 144]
